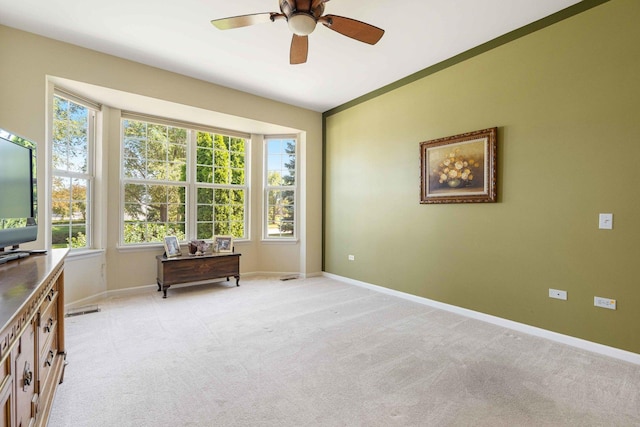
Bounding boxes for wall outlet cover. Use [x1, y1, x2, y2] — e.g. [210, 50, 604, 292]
[598, 213, 613, 229]
[594, 296, 616, 310]
[549, 288, 567, 300]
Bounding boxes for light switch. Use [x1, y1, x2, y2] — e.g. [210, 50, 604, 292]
[598, 213, 613, 230]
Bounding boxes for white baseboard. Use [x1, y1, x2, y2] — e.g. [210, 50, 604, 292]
[64, 270, 323, 309]
[323, 272, 640, 366]
[64, 292, 109, 311]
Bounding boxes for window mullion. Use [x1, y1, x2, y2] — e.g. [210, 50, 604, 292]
[187, 129, 197, 240]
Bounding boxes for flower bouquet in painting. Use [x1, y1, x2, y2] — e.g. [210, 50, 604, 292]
[432, 147, 483, 189]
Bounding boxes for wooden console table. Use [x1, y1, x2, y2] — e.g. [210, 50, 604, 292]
[156, 252, 240, 298]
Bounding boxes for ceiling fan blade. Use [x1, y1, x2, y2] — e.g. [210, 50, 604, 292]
[211, 13, 275, 30]
[311, 0, 327, 9]
[281, 0, 295, 13]
[321, 15, 384, 45]
[290, 34, 309, 64]
[297, 0, 312, 11]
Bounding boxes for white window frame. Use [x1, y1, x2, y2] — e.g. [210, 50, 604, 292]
[263, 135, 297, 241]
[50, 89, 99, 251]
[192, 130, 249, 242]
[119, 113, 250, 247]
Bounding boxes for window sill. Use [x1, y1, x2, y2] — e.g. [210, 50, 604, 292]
[65, 248, 105, 261]
[117, 239, 251, 253]
[116, 244, 164, 253]
[260, 239, 299, 245]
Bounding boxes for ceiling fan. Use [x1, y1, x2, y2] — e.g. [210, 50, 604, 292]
[211, 0, 385, 64]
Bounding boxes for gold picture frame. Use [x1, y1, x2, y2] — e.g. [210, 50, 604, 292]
[213, 235, 233, 253]
[163, 235, 181, 258]
[420, 127, 497, 204]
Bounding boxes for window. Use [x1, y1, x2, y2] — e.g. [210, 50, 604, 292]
[264, 137, 296, 239]
[51, 93, 97, 249]
[122, 119, 187, 244]
[121, 116, 248, 245]
[195, 132, 246, 238]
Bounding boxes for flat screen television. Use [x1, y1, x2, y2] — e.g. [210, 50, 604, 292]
[0, 128, 38, 253]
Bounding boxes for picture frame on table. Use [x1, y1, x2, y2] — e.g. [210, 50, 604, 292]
[213, 235, 233, 253]
[420, 127, 497, 204]
[163, 235, 182, 258]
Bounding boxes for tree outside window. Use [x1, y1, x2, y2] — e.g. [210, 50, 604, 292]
[51, 95, 93, 249]
[121, 118, 247, 245]
[265, 137, 296, 238]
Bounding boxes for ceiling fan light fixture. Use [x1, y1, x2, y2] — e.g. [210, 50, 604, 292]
[288, 13, 317, 36]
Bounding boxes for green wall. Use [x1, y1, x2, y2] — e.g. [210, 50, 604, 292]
[324, 0, 640, 354]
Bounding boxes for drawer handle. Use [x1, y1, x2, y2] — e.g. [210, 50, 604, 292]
[44, 317, 54, 333]
[23, 362, 33, 390]
[45, 350, 55, 367]
[47, 289, 55, 301]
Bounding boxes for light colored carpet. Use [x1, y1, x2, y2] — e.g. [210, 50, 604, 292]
[49, 275, 640, 426]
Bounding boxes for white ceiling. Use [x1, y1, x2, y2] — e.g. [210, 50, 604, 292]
[1, 0, 582, 113]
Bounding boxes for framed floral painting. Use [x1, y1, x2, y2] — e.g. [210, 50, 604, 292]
[420, 127, 497, 204]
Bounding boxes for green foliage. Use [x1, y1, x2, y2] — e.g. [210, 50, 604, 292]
[67, 232, 86, 248]
[52, 222, 87, 249]
[123, 223, 186, 244]
[194, 132, 246, 239]
[121, 120, 246, 244]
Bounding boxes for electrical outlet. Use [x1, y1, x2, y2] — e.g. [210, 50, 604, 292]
[348, 255, 355, 261]
[549, 288, 567, 300]
[594, 296, 616, 310]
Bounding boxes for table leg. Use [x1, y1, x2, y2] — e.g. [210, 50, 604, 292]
[235, 275, 240, 286]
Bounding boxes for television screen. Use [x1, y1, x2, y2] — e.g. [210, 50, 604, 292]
[0, 128, 37, 251]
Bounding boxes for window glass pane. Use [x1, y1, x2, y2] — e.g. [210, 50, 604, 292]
[51, 176, 90, 249]
[51, 176, 71, 248]
[168, 127, 187, 144]
[197, 205, 213, 222]
[214, 222, 230, 235]
[123, 119, 146, 137]
[231, 168, 244, 185]
[53, 96, 89, 174]
[52, 143, 68, 171]
[230, 221, 244, 238]
[231, 189, 243, 204]
[197, 187, 213, 204]
[266, 189, 295, 237]
[124, 138, 144, 160]
[265, 138, 296, 239]
[266, 138, 296, 186]
[121, 119, 187, 183]
[122, 183, 186, 244]
[147, 140, 167, 161]
[197, 165, 213, 184]
[197, 223, 213, 240]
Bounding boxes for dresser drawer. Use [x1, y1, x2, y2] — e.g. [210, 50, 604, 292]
[38, 293, 58, 356]
[39, 334, 58, 397]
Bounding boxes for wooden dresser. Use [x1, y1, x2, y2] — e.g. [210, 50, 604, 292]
[0, 249, 68, 427]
